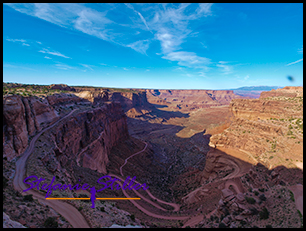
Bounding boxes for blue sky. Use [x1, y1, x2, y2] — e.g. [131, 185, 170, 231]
[3, 3, 303, 90]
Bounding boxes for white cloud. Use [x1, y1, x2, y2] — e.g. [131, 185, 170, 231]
[217, 61, 233, 74]
[298, 47, 303, 54]
[80, 63, 94, 70]
[123, 67, 129, 71]
[6, 38, 27, 43]
[6, 38, 30, 47]
[163, 51, 211, 70]
[126, 39, 150, 55]
[285, 59, 303, 66]
[55, 63, 74, 70]
[39, 48, 70, 59]
[125, 3, 150, 31]
[44, 56, 52, 59]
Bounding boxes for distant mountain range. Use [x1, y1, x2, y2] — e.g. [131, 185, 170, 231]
[227, 86, 283, 98]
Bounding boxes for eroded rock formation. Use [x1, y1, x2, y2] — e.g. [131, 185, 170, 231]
[146, 89, 243, 110]
[51, 102, 129, 174]
[209, 87, 303, 168]
[3, 95, 59, 160]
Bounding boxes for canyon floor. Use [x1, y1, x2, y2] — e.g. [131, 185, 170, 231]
[3, 84, 303, 228]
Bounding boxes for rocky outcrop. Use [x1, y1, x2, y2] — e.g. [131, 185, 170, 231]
[146, 89, 243, 110]
[49, 84, 76, 92]
[3, 212, 26, 228]
[3, 95, 59, 160]
[260, 86, 303, 98]
[209, 87, 303, 168]
[51, 102, 129, 174]
[109, 91, 150, 111]
[74, 90, 109, 104]
[46, 93, 83, 106]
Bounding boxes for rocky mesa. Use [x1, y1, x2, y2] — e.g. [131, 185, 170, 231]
[209, 87, 303, 169]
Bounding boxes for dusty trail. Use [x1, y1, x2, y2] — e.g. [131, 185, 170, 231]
[288, 184, 303, 215]
[13, 109, 90, 228]
[114, 139, 250, 223]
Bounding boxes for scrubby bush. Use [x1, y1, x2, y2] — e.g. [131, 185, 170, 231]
[250, 207, 259, 215]
[254, 190, 259, 196]
[78, 206, 83, 211]
[259, 194, 266, 201]
[259, 207, 269, 220]
[23, 194, 34, 202]
[3, 176, 8, 189]
[245, 196, 256, 204]
[44, 217, 58, 228]
[130, 214, 135, 222]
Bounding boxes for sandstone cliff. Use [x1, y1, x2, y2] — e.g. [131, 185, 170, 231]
[3, 95, 59, 160]
[208, 87, 303, 169]
[146, 89, 243, 110]
[50, 102, 129, 174]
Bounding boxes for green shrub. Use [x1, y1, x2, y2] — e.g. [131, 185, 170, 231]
[23, 194, 34, 202]
[100, 207, 105, 212]
[259, 207, 269, 220]
[130, 214, 135, 222]
[254, 190, 259, 196]
[289, 190, 295, 202]
[78, 206, 83, 211]
[259, 194, 266, 201]
[44, 217, 58, 228]
[245, 196, 256, 204]
[3, 176, 8, 189]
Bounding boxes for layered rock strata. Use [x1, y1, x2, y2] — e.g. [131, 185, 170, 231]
[209, 87, 303, 168]
[146, 89, 243, 110]
[3, 95, 59, 160]
[51, 102, 129, 174]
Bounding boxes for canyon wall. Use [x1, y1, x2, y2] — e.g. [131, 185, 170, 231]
[208, 87, 303, 169]
[146, 89, 243, 110]
[3, 95, 59, 160]
[51, 102, 129, 174]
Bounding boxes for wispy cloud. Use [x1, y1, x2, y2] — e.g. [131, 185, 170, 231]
[298, 47, 303, 54]
[5, 3, 215, 73]
[216, 61, 233, 74]
[235, 74, 250, 83]
[285, 59, 303, 66]
[125, 3, 150, 31]
[44, 56, 52, 59]
[163, 51, 211, 69]
[80, 63, 94, 71]
[126, 39, 150, 55]
[123, 67, 129, 71]
[39, 48, 70, 59]
[6, 38, 30, 46]
[3, 63, 36, 71]
[55, 63, 74, 70]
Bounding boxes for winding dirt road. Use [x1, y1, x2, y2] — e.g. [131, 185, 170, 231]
[13, 109, 90, 228]
[12, 106, 250, 226]
[111, 140, 187, 220]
